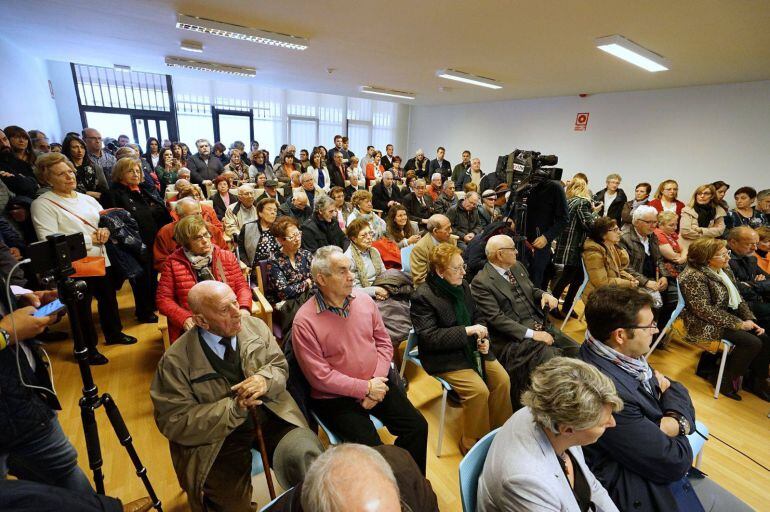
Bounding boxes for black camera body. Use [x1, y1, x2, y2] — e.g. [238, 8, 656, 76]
[496, 149, 563, 191]
[26, 233, 87, 277]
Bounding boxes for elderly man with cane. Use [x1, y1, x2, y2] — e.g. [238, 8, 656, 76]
[150, 281, 322, 512]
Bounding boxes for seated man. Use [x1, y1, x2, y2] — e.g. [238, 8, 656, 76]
[371, 170, 402, 214]
[402, 179, 435, 229]
[446, 191, 483, 249]
[150, 281, 323, 512]
[579, 285, 752, 512]
[292, 246, 428, 474]
[298, 172, 324, 209]
[728, 225, 770, 329]
[471, 235, 579, 406]
[153, 197, 227, 271]
[223, 184, 258, 241]
[301, 194, 348, 253]
[279, 189, 312, 225]
[410, 214, 455, 286]
[433, 179, 458, 214]
[426, 173, 443, 202]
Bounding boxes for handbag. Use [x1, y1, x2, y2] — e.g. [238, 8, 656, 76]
[45, 198, 107, 277]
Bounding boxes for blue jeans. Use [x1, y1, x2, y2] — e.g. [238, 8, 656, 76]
[0, 416, 93, 494]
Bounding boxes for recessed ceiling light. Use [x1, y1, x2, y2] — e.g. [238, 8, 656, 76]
[436, 69, 502, 89]
[595, 35, 669, 72]
[359, 86, 415, 100]
[165, 56, 256, 77]
[176, 13, 308, 51]
[113, 64, 131, 72]
[180, 40, 204, 53]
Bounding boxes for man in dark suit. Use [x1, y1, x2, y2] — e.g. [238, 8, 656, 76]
[429, 146, 452, 181]
[371, 171, 402, 214]
[592, 173, 627, 225]
[381, 144, 395, 171]
[579, 286, 751, 512]
[187, 138, 224, 186]
[402, 179, 435, 229]
[471, 235, 579, 404]
[326, 135, 354, 168]
[328, 152, 347, 189]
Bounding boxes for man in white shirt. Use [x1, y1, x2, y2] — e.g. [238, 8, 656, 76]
[593, 173, 627, 225]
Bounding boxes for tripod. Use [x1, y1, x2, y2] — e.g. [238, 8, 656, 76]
[51, 262, 162, 509]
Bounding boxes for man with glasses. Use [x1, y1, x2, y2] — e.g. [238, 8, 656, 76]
[446, 191, 483, 249]
[579, 285, 751, 512]
[82, 128, 116, 178]
[188, 138, 224, 189]
[223, 184, 258, 242]
[727, 226, 770, 330]
[471, 235, 579, 405]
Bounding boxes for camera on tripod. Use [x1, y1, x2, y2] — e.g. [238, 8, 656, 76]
[495, 149, 563, 192]
[26, 232, 86, 278]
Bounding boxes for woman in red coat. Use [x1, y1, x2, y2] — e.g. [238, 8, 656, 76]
[157, 215, 252, 342]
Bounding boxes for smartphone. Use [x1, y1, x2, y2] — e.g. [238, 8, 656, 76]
[33, 299, 67, 318]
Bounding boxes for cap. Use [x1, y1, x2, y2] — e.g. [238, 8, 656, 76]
[481, 189, 497, 199]
[265, 179, 279, 187]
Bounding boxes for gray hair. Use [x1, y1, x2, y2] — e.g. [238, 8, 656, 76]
[443, 179, 456, 191]
[178, 167, 191, 177]
[310, 245, 344, 280]
[426, 214, 449, 232]
[415, 148, 424, 156]
[726, 225, 756, 242]
[237, 184, 255, 195]
[431, 172, 442, 181]
[632, 204, 658, 223]
[195, 138, 210, 149]
[521, 357, 623, 432]
[314, 194, 335, 214]
[292, 189, 308, 205]
[382, 171, 393, 180]
[300, 444, 399, 512]
[414, 179, 426, 188]
[757, 189, 770, 203]
[174, 197, 201, 215]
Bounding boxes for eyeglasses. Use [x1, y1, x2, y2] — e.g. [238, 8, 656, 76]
[358, 231, 374, 239]
[498, 247, 518, 253]
[129, 169, 142, 175]
[191, 233, 212, 242]
[609, 227, 621, 232]
[696, 191, 712, 197]
[713, 250, 732, 260]
[448, 263, 467, 272]
[285, 232, 302, 241]
[639, 219, 658, 225]
[618, 321, 658, 332]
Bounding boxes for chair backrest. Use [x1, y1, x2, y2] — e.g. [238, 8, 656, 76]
[405, 328, 418, 355]
[575, 258, 590, 296]
[200, 199, 213, 209]
[165, 190, 178, 200]
[459, 427, 500, 512]
[401, 244, 415, 273]
[456, 191, 466, 201]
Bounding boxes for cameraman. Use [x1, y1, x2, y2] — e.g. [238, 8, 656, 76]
[520, 178, 569, 289]
[0, 247, 93, 495]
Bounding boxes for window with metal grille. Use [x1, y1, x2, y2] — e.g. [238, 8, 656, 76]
[72, 63, 171, 111]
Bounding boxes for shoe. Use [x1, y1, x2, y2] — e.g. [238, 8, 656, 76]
[87, 352, 109, 365]
[37, 329, 69, 342]
[720, 389, 742, 401]
[105, 333, 138, 345]
[744, 377, 770, 402]
[123, 497, 153, 512]
[550, 309, 567, 320]
[136, 314, 159, 323]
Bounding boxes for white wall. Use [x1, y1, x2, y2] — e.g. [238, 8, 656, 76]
[0, 37, 61, 141]
[47, 60, 82, 137]
[408, 81, 770, 204]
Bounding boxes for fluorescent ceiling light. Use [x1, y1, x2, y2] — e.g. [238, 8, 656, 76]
[165, 56, 256, 77]
[113, 64, 131, 72]
[435, 69, 502, 89]
[176, 13, 308, 51]
[180, 40, 204, 53]
[359, 86, 415, 100]
[595, 35, 669, 72]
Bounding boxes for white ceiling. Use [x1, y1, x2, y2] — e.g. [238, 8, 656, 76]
[4, 0, 770, 105]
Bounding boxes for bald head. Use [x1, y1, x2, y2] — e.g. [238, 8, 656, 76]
[188, 281, 243, 337]
[485, 234, 517, 267]
[175, 197, 202, 218]
[188, 281, 230, 314]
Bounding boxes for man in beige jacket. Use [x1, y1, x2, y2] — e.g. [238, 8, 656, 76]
[150, 281, 322, 512]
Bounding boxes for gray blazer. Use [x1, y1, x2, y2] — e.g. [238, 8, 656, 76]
[477, 407, 619, 512]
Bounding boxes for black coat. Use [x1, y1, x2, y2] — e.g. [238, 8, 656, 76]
[729, 253, 770, 303]
[402, 192, 435, 224]
[371, 181, 403, 213]
[404, 157, 430, 179]
[593, 187, 628, 225]
[101, 184, 171, 247]
[187, 153, 224, 184]
[579, 345, 699, 512]
[301, 214, 348, 253]
[429, 158, 452, 180]
[410, 278, 492, 375]
[212, 192, 238, 220]
[525, 179, 569, 242]
[0, 153, 38, 198]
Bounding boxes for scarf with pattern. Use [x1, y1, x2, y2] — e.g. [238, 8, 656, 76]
[584, 329, 654, 395]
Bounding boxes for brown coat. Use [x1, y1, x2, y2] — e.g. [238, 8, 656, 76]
[678, 205, 726, 252]
[679, 265, 754, 341]
[150, 316, 307, 512]
[581, 239, 636, 301]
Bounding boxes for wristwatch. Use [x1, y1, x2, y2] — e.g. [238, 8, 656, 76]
[0, 327, 9, 350]
[665, 412, 691, 436]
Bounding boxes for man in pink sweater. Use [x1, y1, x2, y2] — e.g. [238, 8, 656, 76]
[293, 246, 428, 473]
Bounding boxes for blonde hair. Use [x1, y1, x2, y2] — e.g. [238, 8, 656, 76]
[687, 184, 719, 208]
[350, 189, 373, 209]
[653, 179, 678, 200]
[687, 236, 727, 267]
[566, 176, 591, 200]
[429, 242, 463, 273]
[756, 226, 770, 242]
[657, 210, 678, 226]
[521, 357, 623, 432]
[111, 157, 142, 183]
[34, 152, 75, 184]
[174, 215, 208, 249]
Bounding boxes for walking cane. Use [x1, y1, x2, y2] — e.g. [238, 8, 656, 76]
[250, 407, 277, 500]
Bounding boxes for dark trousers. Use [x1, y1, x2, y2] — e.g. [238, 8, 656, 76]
[0, 479, 121, 512]
[80, 271, 123, 346]
[523, 246, 552, 290]
[129, 262, 157, 318]
[552, 264, 582, 312]
[312, 386, 429, 474]
[721, 328, 770, 386]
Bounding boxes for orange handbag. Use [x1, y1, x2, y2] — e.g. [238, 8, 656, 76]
[45, 198, 107, 278]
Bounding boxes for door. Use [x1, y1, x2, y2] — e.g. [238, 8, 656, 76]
[132, 116, 171, 147]
[213, 107, 254, 148]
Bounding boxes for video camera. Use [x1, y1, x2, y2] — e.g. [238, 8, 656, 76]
[495, 149, 563, 192]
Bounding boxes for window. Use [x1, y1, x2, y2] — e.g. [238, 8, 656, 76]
[288, 117, 319, 154]
[347, 121, 372, 162]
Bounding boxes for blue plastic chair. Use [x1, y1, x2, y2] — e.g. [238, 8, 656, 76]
[399, 329, 455, 456]
[258, 487, 293, 511]
[647, 280, 685, 357]
[401, 244, 415, 273]
[687, 420, 709, 469]
[458, 427, 500, 512]
[311, 411, 384, 446]
[560, 260, 590, 330]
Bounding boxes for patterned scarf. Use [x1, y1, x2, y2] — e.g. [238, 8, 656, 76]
[349, 243, 384, 288]
[584, 329, 654, 395]
[184, 249, 214, 281]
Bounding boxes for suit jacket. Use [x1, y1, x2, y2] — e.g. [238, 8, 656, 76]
[381, 155, 394, 171]
[409, 233, 439, 286]
[579, 345, 698, 512]
[187, 153, 224, 184]
[429, 158, 452, 179]
[150, 317, 307, 512]
[371, 181, 403, 213]
[402, 192, 434, 225]
[478, 407, 619, 512]
[470, 262, 544, 356]
[211, 192, 238, 220]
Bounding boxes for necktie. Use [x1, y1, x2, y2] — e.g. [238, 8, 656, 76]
[505, 270, 517, 287]
[219, 337, 238, 365]
[318, 169, 325, 189]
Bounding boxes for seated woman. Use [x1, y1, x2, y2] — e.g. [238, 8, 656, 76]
[239, 197, 281, 270]
[655, 211, 687, 278]
[679, 184, 726, 252]
[756, 226, 770, 274]
[31, 153, 134, 364]
[582, 217, 639, 302]
[346, 189, 387, 240]
[156, 215, 252, 343]
[372, 205, 421, 269]
[411, 243, 512, 454]
[344, 218, 388, 299]
[679, 237, 770, 401]
[477, 357, 621, 512]
[726, 186, 764, 229]
[223, 148, 247, 183]
[62, 133, 108, 201]
[211, 175, 237, 220]
[267, 216, 314, 304]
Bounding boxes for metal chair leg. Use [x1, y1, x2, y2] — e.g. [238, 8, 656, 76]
[714, 342, 730, 399]
[695, 447, 704, 469]
[437, 388, 448, 457]
[560, 301, 577, 330]
[646, 328, 669, 358]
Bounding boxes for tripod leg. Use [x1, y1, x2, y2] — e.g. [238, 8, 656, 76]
[80, 398, 105, 495]
[102, 394, 163, 511]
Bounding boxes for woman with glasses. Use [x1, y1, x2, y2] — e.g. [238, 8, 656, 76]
[267, 216, 314, 304]
[157, 215, 252, 343]
[344, 218, 388, 300]
[648, 179, 685, 220]
[679, 184, 726, 252]
[411, 242, 512, 454]
[679, 237, 770, 400]
[582, 217, 640, 303]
